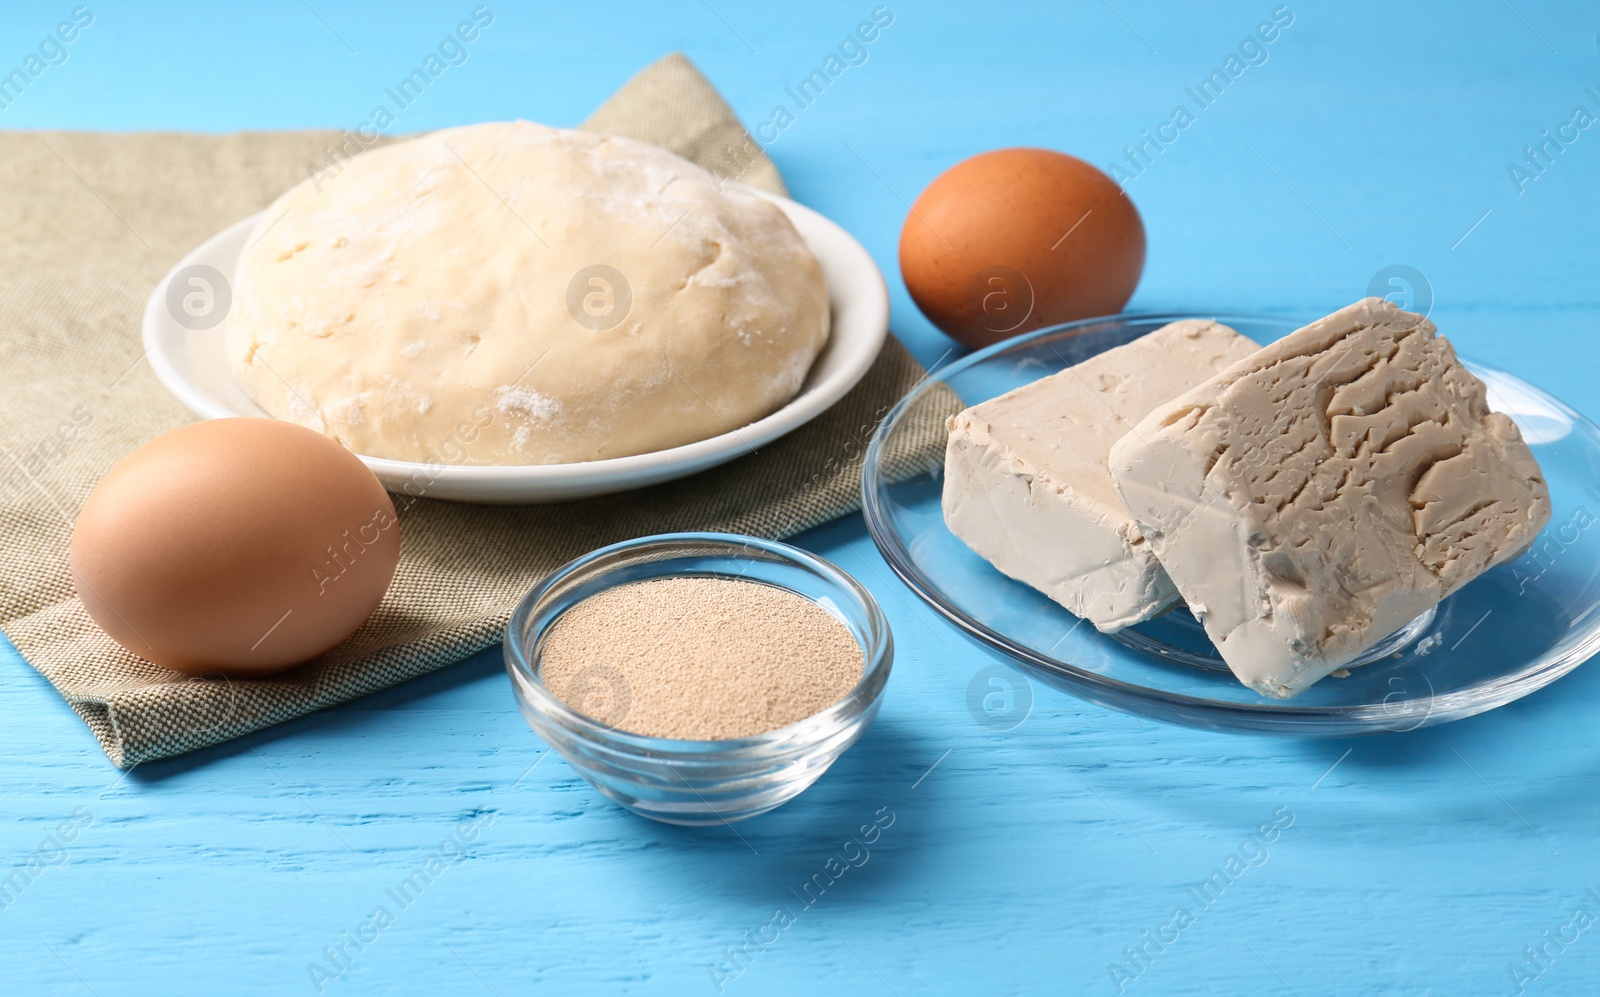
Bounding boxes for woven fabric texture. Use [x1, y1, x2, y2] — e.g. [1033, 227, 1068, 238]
[0, 54, 950, 767]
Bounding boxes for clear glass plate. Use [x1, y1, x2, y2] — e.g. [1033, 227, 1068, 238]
[862, 313, 1600, 735]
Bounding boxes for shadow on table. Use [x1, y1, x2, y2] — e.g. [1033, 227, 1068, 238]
[1296, 643, 1600, 764]
[121, 643, 509, 782]
[118, 639, 954, 910]
[1276, 644, 1600, 834]
[635, 714, 949, 909]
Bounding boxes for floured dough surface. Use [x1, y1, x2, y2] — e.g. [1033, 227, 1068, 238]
[226, 120, 830, 465]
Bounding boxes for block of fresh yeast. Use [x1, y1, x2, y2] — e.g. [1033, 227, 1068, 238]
[1109, 298, 1551, 697]
[942, 319, 1259, 632]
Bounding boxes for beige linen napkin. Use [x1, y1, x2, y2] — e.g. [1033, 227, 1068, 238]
[0, 54, 950, 767]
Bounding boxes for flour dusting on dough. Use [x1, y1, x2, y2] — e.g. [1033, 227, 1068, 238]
[223, 121, 829, 465]
[495, 385, 562, 422]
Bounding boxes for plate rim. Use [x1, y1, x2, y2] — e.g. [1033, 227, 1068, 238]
[861, 310, 1600, 735]
[142, 183, 889, 500]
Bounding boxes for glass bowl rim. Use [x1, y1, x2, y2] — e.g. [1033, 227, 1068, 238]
[504, 531, 894, 753]
[861, 310, 1600, 729]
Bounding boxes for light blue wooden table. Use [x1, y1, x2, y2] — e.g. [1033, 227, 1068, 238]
[4, 1, 1598, 993]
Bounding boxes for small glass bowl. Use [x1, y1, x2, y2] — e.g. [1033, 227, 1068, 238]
[504, 532, 893, 825]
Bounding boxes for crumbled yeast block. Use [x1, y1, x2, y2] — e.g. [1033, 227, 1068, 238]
[942, 319, 1260, 632]
[1108, 298, 1551, 698]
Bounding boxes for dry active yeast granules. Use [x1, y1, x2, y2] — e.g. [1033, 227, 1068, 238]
[539, 576, 864, 740]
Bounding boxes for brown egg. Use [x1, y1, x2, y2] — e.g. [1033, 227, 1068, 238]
[899, 148, 1146, 349]
[70, 419, 401, 677]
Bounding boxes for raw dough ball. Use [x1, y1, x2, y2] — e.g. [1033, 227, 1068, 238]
[226, 120, 830, 465]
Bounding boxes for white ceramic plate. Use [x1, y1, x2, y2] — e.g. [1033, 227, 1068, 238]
[142, 186, 888, 503]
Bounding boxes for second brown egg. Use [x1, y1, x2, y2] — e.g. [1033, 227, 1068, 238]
[899, 148, 1146, 349]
